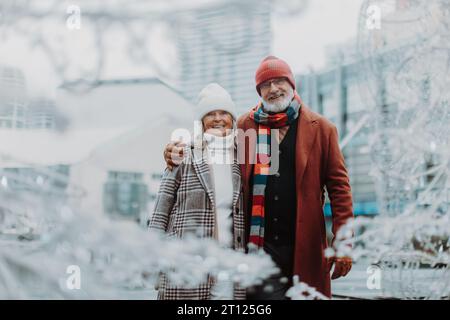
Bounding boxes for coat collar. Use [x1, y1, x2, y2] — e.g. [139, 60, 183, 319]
[241, 104, 319, 187]
[191, 145, 241, 210]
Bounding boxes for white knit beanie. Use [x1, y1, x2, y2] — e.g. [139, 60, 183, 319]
[196, 83, 237, 121]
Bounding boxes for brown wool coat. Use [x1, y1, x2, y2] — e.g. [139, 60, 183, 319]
[237, 104, 354, 298]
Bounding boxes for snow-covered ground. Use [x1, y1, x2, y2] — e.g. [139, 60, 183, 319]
[332, 260, 449, 300]
[332, 261, 385, 300]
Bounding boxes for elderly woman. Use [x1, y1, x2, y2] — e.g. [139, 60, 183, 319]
[148, 83, 246, 300]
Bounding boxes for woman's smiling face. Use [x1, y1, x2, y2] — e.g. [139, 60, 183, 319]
[202, 110, 233, 137]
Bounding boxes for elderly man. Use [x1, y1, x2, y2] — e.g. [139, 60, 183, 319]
[164, 56, 353, 299]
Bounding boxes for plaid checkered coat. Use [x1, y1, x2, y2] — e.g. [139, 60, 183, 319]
[148, 146, 246, 300]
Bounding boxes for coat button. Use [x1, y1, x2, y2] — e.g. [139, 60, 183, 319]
[274, 195, 279, 201]
[273, 217, 278, 222]
[274, 235, 279, 241]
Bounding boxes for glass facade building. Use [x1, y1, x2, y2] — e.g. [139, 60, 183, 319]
[174, 0, 271, 114]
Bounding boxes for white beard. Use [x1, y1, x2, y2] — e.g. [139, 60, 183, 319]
[262, 90, 295, 113]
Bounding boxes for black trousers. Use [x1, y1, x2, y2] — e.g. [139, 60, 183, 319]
[246, 244, 294, 300]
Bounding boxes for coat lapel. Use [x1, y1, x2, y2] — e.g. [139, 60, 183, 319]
[239, 105, 319, 201]
[191, 148, 215, 208]
[241, 117, 257, 189]
[231, 153, 242, 209]
[192, 146, 242, 210]
[295, 105, 319, 189]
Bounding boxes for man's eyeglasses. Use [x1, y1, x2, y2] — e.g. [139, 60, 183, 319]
[259, 78, 288, 90]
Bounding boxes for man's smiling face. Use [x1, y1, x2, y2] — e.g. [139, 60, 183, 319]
[259, 77, 294, 113]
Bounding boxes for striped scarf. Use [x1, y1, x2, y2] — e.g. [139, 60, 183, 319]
[248, 97, 301, 251]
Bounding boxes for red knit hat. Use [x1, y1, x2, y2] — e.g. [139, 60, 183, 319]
[255, 56, 296, 96]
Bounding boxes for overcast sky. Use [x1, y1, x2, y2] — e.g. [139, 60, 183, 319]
[0, 0, 364, 97]
[273, 0, 364, 72]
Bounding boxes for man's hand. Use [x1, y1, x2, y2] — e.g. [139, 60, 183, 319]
[327, 256, 352, 280]
[163, 141, 186, 170]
